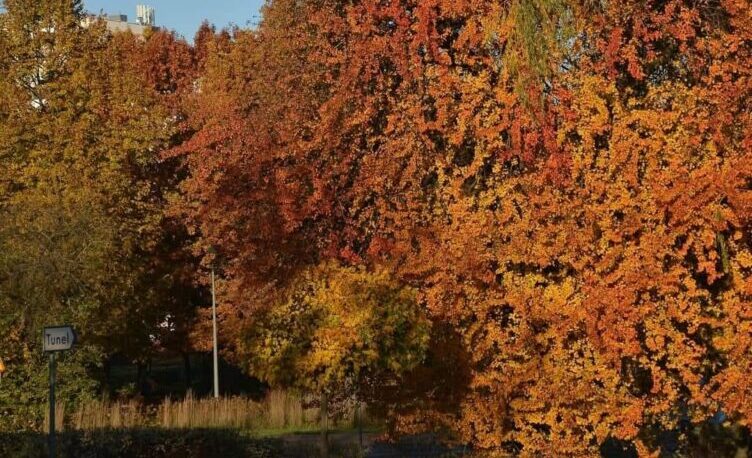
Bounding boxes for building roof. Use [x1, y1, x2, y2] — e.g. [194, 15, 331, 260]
[81, 15, 154, 38]
[103, 19, 150, 36]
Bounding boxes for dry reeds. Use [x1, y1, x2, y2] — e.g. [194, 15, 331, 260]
[42, 401, 65, 433]
[267, 389, 287, 429]
[67, 389, 371, 432]
[71, 398, 147, 430]
[159, 393, 263, 429]
[264, 389, 319, 430]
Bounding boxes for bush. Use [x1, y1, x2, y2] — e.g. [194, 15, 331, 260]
[0, 429, 282, 458]
[0, 345, 104, 432]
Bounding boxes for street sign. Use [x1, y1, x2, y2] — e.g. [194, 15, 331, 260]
[43, 325, 76, 458]
[43, 326, 76, 352]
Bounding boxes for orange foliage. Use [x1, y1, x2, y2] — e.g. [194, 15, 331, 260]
[176, 0, 752, 454]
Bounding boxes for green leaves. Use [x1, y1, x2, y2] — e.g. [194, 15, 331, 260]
[0, 2, 200, 430]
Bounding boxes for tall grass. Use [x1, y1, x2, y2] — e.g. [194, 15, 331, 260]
[42, 401, 65, 433]
[67, 389, 371, 432]
[72, 399, 148, 430]
[264, 389, 320, 430]
[159, 394, 262, 429]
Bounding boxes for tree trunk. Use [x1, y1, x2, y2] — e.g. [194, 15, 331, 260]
[357, 401, 363, 450]
[136, 361, 146, 396]
[103, 357, 111, 397]
[320, 392, 329, 458]
[182, 352, 192, 393]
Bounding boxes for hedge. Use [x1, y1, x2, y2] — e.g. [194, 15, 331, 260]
[0, 429, 283, 458]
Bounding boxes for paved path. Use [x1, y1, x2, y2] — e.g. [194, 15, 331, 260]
[279, 432, 466, 457]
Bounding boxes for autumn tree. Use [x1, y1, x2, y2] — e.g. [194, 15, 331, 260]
[300, 0, 752, 455]
[245, 261, 430, 454]
[173, 0, 752, 455]
[111, 28, 207, 381]
[0, 0, 199, 426]
[243, 258, 430, 452]
[171, 0, 343, 362]
[245, 262, 430, 397]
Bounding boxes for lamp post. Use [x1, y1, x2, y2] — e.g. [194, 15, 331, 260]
[211, 265, 219, 399]
[208, 246, 220, 399]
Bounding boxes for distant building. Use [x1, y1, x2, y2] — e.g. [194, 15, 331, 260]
[82, 4, 157, 38]
[136, 5, 156, 26]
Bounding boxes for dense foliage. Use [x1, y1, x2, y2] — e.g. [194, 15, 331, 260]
[0, 430, 281, 458]
[245, 262, 431, 397]
[2, 0, 751, 455]
[0, 0, 200, 428]
[176, 0, 752, 455]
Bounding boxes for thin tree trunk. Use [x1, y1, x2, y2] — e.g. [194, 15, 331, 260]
[103, 357, 111, 397]
[357, 401, 363, 450]
[182, 352, 192, 393]
[136, 362, 146, 396]
[146, 357, 153, 397]
[320, 392, 329, 458]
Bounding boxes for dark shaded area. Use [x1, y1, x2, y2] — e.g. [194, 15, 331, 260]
[105, 353, 267, 401]
[281, 432, 470, 457]
[364, 323, 473, 433]
[600, 437, 638, 458]
[598, 418, 752, 457]
[0, 430, 282, 458]
[620, 356, 654, 397]
[639, 417, 752, 458]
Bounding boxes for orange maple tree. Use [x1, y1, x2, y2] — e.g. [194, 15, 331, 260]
[176, 0, 752, 455]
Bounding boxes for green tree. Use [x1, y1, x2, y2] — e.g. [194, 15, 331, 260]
[0, 0, 194, 428]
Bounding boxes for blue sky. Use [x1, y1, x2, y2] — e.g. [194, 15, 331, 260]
[83, 1, 265, 40]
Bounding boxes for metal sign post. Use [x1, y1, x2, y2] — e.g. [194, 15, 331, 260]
[49, 352, 56, 458]
[43, 326, 76, 458]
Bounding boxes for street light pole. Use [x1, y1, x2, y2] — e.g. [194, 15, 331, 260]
[211, 266, 219, 398]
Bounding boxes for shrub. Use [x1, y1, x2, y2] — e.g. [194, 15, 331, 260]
[0, 429, 282, 458]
